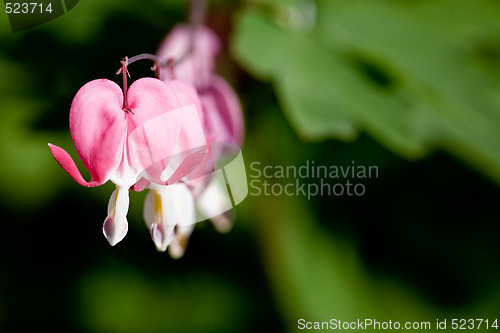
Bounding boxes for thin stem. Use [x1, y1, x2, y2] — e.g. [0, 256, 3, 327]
[127, 53, 162, 79]
[116, 54, 162, 113]
[117, 57, 132, 113]
[166, 58, 175, 79]
[116, 0, 207, 97]
[190, 0, 206, 27]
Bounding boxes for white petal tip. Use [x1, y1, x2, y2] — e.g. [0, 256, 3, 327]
[151, 224, 174, 252]
[211, 213, 233, 233]
[168, 243, 185, 259]
[103, 217, 128, 246]
[168, 234, 190, 259]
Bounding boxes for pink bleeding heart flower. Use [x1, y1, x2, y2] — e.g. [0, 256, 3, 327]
[192, 75, 245, 233]
[157, 24, 220, 90]
[158, 24, 244, 148]
[145, 24, 245, 256]
[199, 75, 244, 148]
[49, 77, 207, 246]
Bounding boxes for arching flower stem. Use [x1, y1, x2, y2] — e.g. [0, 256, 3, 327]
[116, 54, 162, 113]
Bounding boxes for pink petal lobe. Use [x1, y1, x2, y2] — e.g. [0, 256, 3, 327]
[126, 78, 204, 133]
[201, 75, 244, 146]
[48, 143, 105, 187]
[70, 79, 127, 185]
[169, 80, 204, 125]
[165, 149, 208, 185]
[131, 178, 151, 192]
[126, 78, 208, 185]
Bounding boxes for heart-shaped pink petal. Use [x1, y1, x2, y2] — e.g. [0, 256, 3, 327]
[126, 78, 207, 185]
[49, 79, 126, 186]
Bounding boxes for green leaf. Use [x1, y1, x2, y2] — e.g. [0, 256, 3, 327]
[232, 0, 500, 183]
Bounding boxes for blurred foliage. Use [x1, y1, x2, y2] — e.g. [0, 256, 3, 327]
[0, 0, 500, 333]
[233, 0, 500, 184]
[233, 0, 500, 331]
[242, 98, 500, 332]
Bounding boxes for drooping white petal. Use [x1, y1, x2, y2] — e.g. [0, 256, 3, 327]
[210, 212, 233, 234]
[169, 183, 195, 227]
[168, 224, 194, 259]
[143, 190, 159, 228]
[167, 184, 197, 258]
[150, 223, 176, 252]
[103, 186, 129, 246]
[144, 189, 176, 251]
[196, 175, 233, 232]
[143, 183, 195, 252]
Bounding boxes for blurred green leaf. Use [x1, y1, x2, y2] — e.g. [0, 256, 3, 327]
[232, 0, 500, 183]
